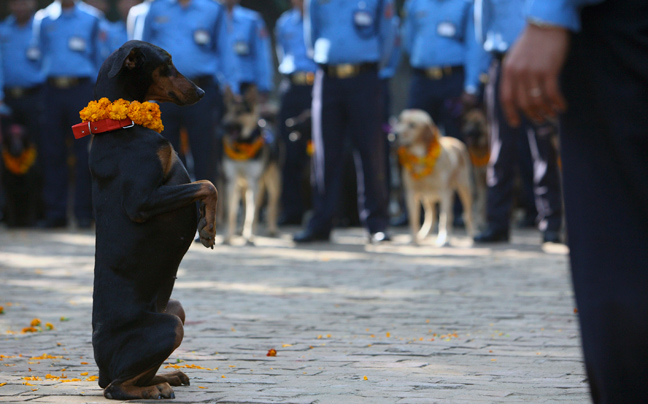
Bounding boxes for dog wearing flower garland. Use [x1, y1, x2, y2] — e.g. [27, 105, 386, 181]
[395, 109, 474, 246]
[85, 41, 217, 400]
[221, 85, 280, 245]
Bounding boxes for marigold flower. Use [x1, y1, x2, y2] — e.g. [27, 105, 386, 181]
[45, 323, 54, 331]
[30, 319, 41, 327]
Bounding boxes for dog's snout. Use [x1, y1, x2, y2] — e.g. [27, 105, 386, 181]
[195, 86, 205, 99]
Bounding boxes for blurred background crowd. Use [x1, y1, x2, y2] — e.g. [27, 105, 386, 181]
[0, 0, 563, 245]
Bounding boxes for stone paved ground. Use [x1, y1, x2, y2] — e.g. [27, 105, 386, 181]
[0, 226, 589, 404]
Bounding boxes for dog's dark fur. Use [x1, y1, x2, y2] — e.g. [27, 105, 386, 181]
[1, 122, 40, 227]
[89, 40, 218, 400]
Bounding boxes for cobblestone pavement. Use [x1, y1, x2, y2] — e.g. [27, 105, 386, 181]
[0, 227, 588, 404]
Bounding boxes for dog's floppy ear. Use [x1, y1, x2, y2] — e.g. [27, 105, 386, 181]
[421, 121, 440, 144]
[108, 46, 144, 78]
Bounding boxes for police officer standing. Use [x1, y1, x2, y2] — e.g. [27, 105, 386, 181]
[33, 0, 103, 228]
[403, 0, 488, 140]
[275, 0, 317, 226]
[0, 0, 44, 152]
[294, 0, 395, 243]
[141, 0, 236, 184]
[473, 0, 563, 243]
[222, 0, 273, 98]
[0, 0, 45, 225]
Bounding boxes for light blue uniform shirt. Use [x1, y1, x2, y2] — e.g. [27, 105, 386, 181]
[0, 15, 44, 97]
[225, 6, 273, 93]
[527, 0, 605, 31]
[142, 0, 236, 88]
[379, 16, 401, 79]
[474, 0, 526, 53]
[404, 0, 487, 93]
[275, 8, 318, 75]
[107, 21, 128, 54]
[33, 1, 103, 79]
[127, 0, 153, 40]
[305, 0, 396, 66]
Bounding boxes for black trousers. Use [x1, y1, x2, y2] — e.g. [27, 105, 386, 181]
[278, 81, 312, 222]
[560, 1, 648, 402]
[485, 60, 563, 232]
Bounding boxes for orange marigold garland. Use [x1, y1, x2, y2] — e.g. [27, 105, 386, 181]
[397, 139, 442, 180]
[79, 97, 164, 133]
[2, 146, 37, 175]
[469, 149, 490, 168]
[223, 136, 265, 161]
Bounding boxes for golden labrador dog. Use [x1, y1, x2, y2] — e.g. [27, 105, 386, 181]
[395, 109, 474, 246]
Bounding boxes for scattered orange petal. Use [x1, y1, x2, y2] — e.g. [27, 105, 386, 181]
[45, 323, 55, 330]
[0, 383, 6, 387]
[281, 344, 292, 348]
[574, 308, 579, 314]
[85, 376, 98, 382]
[221, 375, 226, 378]
[266, 349, 277, 357]
[199, 386, 207, 389]
[80, 372, 89, 376]
[30, 319, 41, 327]
[326, 334, 331, 338]
[80, 362, 89, 365]
[386, 332, 391, 338]
[363, 376, 368, 380]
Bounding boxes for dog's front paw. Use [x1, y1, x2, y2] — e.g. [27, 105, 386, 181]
[197, 216, 216, 249]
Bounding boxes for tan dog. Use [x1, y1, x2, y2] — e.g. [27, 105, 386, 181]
[462, 108, 490, 230]
[222, 86, 281, 245]
[395, 109, 474, 246]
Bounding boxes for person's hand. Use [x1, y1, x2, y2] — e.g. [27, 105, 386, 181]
[500, 23, 570, 127]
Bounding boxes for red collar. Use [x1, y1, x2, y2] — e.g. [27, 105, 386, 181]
[72, 118, 134, 139]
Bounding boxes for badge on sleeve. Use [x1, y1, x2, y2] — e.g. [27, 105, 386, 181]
[234, 41, 250, 56]
[354, 10, 373, 27]
[437, 22, 457, 38]
[194, 30, 210, 45]
[68, 37, 87, 52]
[26, 47, 41, 61]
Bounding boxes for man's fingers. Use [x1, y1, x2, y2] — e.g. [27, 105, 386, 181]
[543, 76, 567, 114]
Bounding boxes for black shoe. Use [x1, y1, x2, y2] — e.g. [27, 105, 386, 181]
[77, 217, 93, 229]
[293, 228, 330, 243]
[474, 227, 509, 243]
[37, 217, 68, 229]
[368, 231, 391, 244]
[542, 230, 562, 244]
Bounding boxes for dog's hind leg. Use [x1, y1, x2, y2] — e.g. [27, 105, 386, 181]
[457, 181, 475, 238]
[436, 191, 453, 247]
[418, 197, 436, 240]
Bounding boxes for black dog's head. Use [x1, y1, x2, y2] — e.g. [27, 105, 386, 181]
[222, 85, 260, 142]
[95, 40, 204, 105]
[462, 108, 489, 152]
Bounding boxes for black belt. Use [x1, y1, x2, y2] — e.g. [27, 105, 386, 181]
[47, 76, 90, 89]
[413, 65, 464, 80]
[4, 85, 42, 99]
[320, 63, 378, 79]
[289, 72, 315, 86]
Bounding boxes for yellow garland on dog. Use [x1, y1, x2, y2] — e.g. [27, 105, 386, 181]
[223, 137, 265, 161]
[2, 146, 37, 175]
[79, 98, 164, 133]
[397, 139, 442, 180]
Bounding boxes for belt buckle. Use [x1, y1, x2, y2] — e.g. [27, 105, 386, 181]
[426, 67, 443, 80]
[336, 64, 356, 79]
[306, 72, 315, 85]
[293, 73, 306, 85]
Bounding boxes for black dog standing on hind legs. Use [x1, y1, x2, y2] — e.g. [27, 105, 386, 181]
[81, 41, 218, 400]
